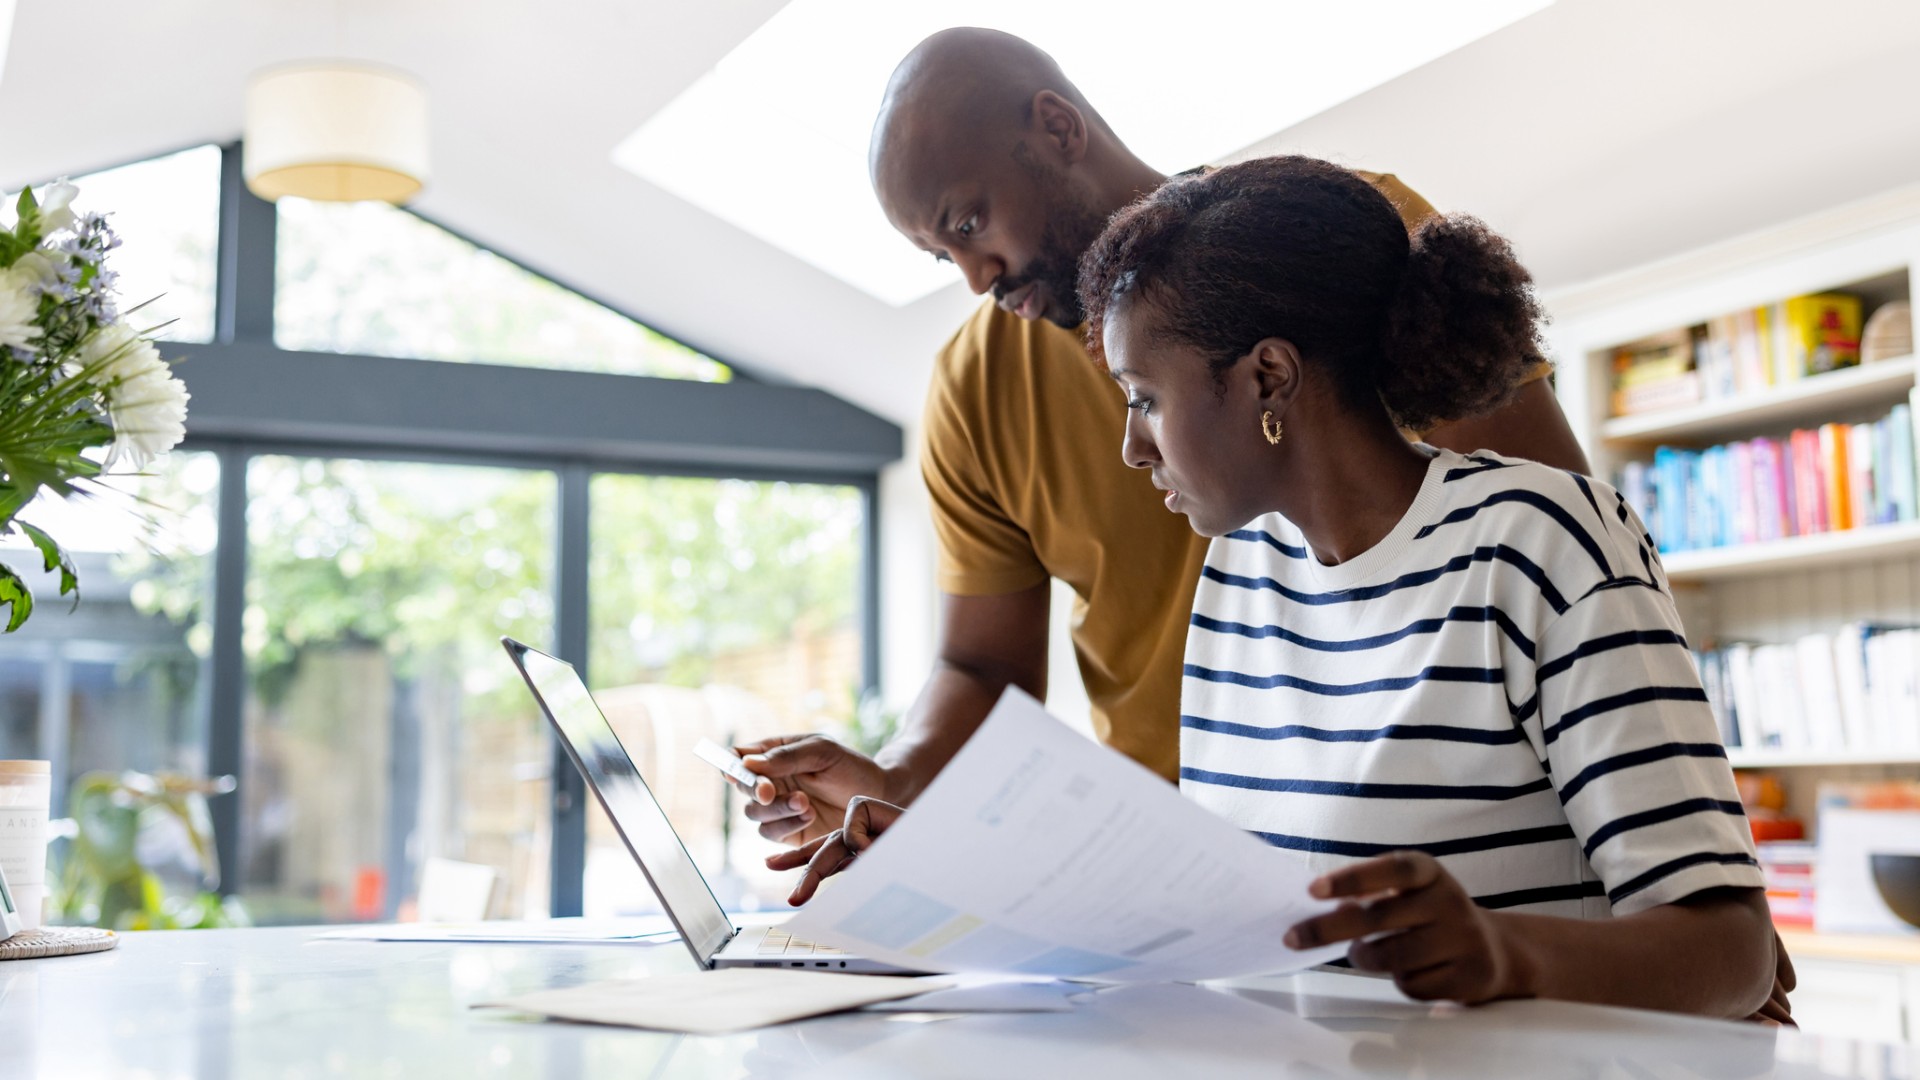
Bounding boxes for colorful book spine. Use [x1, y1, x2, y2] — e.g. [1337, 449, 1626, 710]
[1622, 405, 1919, 554]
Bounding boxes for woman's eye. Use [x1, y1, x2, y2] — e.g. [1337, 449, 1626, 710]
[1127, 397, 1153, 415]
[956, 214, 979, 238]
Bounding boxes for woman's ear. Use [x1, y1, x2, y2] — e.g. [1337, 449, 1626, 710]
[1248, 338, 1304, 415]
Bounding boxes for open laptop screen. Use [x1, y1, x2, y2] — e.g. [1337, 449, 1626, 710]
[505, 639, 734, 965]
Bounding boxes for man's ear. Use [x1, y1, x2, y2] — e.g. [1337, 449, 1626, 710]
[1249, 338, 1304, 415]
[1030, 90, 1089, 164]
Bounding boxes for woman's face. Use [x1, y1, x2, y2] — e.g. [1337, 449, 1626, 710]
[1102, 299, 1283, 538]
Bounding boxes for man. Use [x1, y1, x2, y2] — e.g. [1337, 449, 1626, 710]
[737, 27, 1590, 845]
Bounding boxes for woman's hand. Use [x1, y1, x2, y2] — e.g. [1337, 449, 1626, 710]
[1284, 851, 1530, 1005]
[765, 795, 905, 906]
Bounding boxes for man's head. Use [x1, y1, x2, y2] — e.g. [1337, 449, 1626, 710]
[870, 28, 1142, 328]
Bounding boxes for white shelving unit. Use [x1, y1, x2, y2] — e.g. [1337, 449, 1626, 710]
[1663, 520, 1920, 583]
[1601, 354, 1915, 444]
[1543, 184, 1920, 773]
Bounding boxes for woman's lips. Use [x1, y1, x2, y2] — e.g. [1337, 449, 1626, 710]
[1164, 489, 1179, 511]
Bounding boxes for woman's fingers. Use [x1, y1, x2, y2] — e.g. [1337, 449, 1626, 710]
[785, 832, 853, 906]
[1346, 924, 1457, 976]
[1309, 851, 1441, 901]
[1285, 887, 1434, 950]
[842, 795, 903, 850]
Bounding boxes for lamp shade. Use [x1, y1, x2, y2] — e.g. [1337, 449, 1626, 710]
[244, 65, 429, 203]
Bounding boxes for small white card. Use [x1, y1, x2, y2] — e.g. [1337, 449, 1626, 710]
[476, 969, 950, 1034]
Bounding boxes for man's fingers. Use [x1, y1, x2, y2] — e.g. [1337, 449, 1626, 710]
[1310, 851, 1441, 901]
[743, 793, 812, 824]
[743, 737, 847, 779]
[733, 734, 804, 758]
[1285, 890, 1434, 950]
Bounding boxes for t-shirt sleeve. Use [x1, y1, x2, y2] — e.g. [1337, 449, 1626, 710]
[920, 339, 1050, 597]
[1533, 580, 1763, 916]
[1360, 171, 1439, 232]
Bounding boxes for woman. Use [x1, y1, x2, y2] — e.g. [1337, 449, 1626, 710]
[775, 156, 1786, 1021]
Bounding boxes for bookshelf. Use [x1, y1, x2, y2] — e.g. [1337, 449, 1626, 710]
[1544, 184, 1920, 778]
[1663, 519, 1920, 582]
[1600, 354, 1915, 444]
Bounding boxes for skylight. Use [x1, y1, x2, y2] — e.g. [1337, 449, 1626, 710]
[615, 0, 1553, 306]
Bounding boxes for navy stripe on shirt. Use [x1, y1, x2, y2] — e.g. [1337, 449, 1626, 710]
[1191, 604, 1538, 660]
[1581, 797, 1746, 859]
[1181, 767, 1554, 802]
[1412, 489, 1614, 578]
[1252, 823, 1576, 859]
[1180, 714, 1529, 746]
[1200, 543, 1571, 613]
[1607, 851, 1761, 906]
[1184, 662, 1506, 695]
[1556, 742, 1729, 803]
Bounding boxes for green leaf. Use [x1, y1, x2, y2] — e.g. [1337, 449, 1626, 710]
[0, 561, 32, 632]
[15, 520, 79, 599]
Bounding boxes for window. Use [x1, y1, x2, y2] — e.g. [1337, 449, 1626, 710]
[66, 145, 222, 344]
[0, 452, 220, 817]
[237, 457, 556, 924]
[585, 475, 866, 914]
[274, 198, 731, 382]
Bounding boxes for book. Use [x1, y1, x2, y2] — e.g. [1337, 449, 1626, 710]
[1819, 422, 1853, 531]
[1782, 293, 1863, 375]
[1700, 624, 1920, 754]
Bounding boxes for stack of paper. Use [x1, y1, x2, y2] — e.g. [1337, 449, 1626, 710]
[784, 689, 1341, 982]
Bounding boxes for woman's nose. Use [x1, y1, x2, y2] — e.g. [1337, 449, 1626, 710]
[1121, 414, 1157, 470]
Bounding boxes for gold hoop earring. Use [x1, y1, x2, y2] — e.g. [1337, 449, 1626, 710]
[1261, 410, 1284, 445]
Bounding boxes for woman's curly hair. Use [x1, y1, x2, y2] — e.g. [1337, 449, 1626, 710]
[1078, 156, 1546, 434]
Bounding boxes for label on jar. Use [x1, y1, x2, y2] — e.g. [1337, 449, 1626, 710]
[0, 808, 51, 886]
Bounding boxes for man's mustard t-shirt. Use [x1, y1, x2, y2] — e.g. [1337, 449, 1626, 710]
[919, 173, 1459, 782]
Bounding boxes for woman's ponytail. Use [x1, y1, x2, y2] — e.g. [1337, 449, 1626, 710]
[1377, 215, 1548, 435]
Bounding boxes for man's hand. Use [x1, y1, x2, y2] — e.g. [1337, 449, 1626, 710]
[765, 796, 904, 905]
[1285, 851, 1528, 1005]
[733, 734, 893, 848]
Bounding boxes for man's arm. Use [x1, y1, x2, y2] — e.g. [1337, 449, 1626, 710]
[1422, 376, 1591, 474]
[739, 582, 1050, 844]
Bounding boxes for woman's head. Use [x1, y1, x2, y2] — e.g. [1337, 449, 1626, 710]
[1078, 155, 1547, 536]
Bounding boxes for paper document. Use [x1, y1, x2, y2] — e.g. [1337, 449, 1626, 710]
[315, 916, 677, 944]
[784, 689, 1343, 982]
[476, 970, 949, 1035]
[862, 974, 1080, 1013]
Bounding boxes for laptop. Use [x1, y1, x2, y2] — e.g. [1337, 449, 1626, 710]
[501, 637, 913, 974]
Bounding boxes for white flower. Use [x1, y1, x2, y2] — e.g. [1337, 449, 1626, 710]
[37, 179, 78, 234]
[0, 264, 38, 353]
[77, 323, 166, 386]
[104, 367, 190, 471]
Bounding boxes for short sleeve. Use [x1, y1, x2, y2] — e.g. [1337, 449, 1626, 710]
[1357, 171, 1439, 232]
[920, 341, 1049, 597]
[1533, 581, 1762, 916]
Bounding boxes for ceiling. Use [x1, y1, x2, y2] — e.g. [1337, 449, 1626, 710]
[4, 0, 1919, 426]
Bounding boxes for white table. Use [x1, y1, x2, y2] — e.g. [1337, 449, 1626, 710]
[0, 926, 1908, 1079]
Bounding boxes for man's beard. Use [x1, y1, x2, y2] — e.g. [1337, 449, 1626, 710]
[994, 163, 1111, 329]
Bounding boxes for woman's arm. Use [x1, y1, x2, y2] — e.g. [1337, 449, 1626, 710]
[1285, 852, 1776, 1017]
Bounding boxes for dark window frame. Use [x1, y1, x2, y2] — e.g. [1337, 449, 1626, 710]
[20, 141, 898, 918]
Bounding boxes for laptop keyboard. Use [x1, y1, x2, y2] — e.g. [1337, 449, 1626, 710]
[755, 927, 845, 956]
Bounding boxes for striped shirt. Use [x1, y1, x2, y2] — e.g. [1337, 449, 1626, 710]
[1182, 447, 1761, 918]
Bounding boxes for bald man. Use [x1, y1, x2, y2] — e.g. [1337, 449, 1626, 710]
[736, 27, 1592, 845]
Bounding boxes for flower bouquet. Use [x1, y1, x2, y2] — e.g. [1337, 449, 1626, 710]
[0, 179, 190, 631]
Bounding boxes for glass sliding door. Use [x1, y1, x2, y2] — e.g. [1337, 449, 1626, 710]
[238, 456, 555, 924]
[584, 474, 866, 915]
